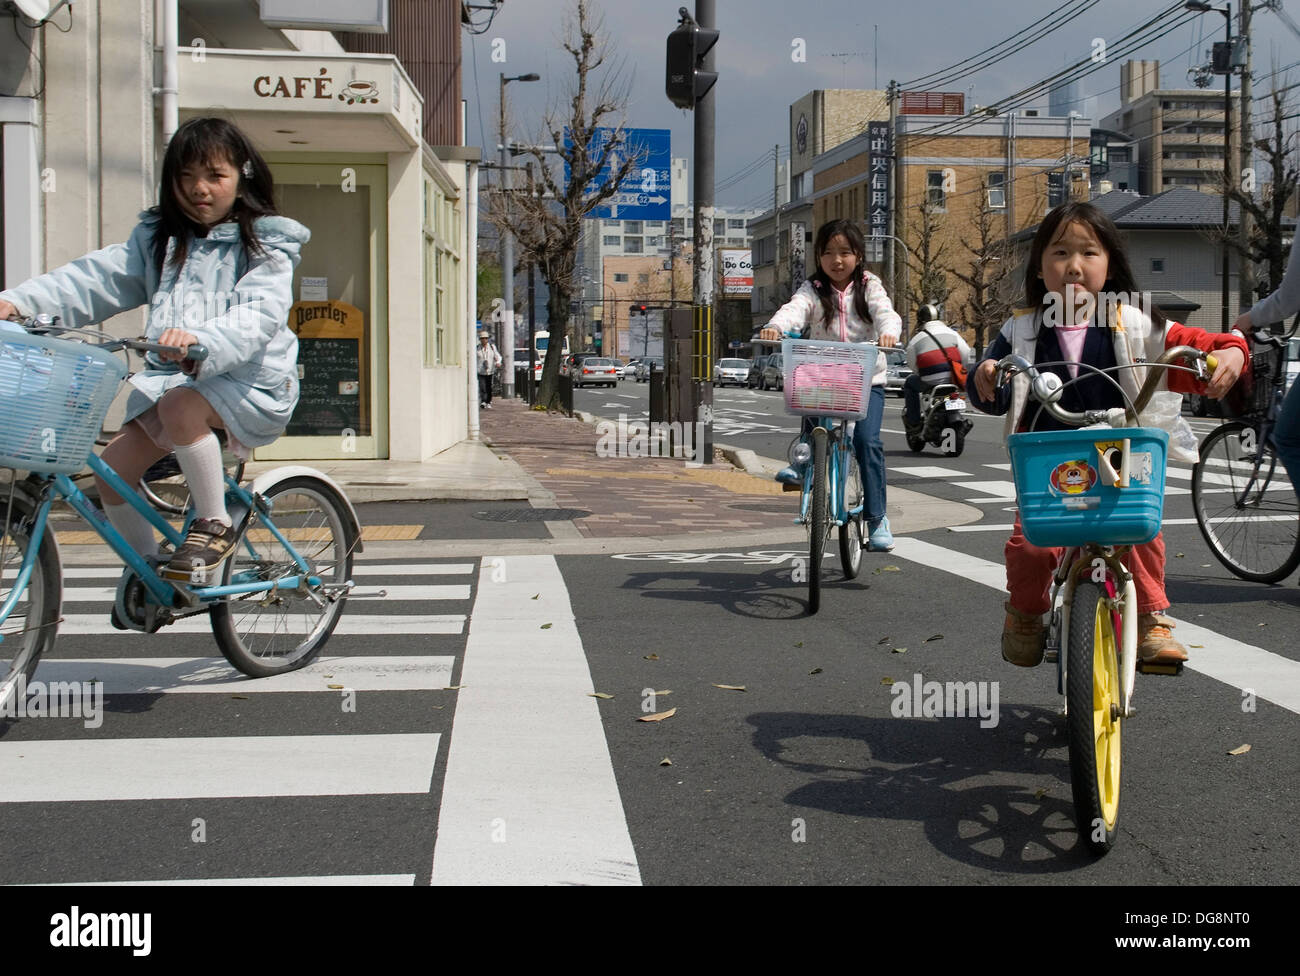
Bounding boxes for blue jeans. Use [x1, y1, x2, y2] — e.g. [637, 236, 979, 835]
[1273, 377, 1300, 495]
[800, 385, 888, 522]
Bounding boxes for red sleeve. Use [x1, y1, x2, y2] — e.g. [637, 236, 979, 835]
[1161, 321, 1249, 394]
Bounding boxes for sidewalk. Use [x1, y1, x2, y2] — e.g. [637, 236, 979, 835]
[241, 397, 981, 541]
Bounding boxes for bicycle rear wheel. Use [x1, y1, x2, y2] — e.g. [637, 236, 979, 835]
[838, 438, 863, 579]
[807, 426, 828, 614]
[1066, 580, 1121, 856]
[1191, 421, 1300, 583]
[0, 488, 61, 707]
[210, 476, 357, 677]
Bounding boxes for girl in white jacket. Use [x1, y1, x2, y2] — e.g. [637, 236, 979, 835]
[760, 219, 902, 549]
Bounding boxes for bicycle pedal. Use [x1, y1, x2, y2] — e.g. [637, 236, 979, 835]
[782, 482, 801, 492]
[1136, 659, 1184, 677]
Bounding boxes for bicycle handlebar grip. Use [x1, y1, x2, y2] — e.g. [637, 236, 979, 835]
[185, 343, 208, 362]
[1205, 352, 1218, 372]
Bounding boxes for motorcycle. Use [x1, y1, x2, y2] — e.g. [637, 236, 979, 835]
[905, 381, 973, 457]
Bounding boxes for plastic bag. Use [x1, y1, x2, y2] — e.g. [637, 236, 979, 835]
[1142, 391, 1199, 463]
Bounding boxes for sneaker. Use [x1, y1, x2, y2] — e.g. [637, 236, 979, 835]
[775, 465, 803, 486]
[483, 402, 492, 409]
[1001, 601, 1046, 667]
[162, 518, 238, 583]
[867, 516, 894, 551]
[1138, 613, 1189, 664]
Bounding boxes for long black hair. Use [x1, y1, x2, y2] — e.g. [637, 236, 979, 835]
[149, 117, 278, 275]
[808, 219, 873, 327]
[1024, 200, 1165, 330]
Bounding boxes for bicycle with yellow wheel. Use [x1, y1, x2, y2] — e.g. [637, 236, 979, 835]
[997, 345, 1217, 855]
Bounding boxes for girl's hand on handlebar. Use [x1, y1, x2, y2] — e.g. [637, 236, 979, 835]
[759, 326, 782, 341]
[974, 358, 999, 402]
[878, 334, 897, 348]
[0, 300, 20, 323]
[1204, 346, 1245, 400]
[157, 327, 201, 368]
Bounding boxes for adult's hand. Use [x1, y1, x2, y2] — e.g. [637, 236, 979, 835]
[974, 359, 999, 402]
[1231, 311, 1253, 336]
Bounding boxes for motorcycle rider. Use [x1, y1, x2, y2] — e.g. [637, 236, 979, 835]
[903, 304, 972, 437]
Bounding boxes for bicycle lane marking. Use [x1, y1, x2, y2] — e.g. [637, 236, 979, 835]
[430, 554, 641, 885]
[891, 536, 1300, 716]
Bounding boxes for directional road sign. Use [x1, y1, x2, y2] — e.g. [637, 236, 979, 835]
[564, 126, 671, 221]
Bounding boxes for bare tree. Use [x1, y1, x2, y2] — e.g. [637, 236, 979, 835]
[948, 197, 1018, 354]
[1232, 88, 1299, 306]
[904, 201, 951, 320]
[490, 0, 641, 409]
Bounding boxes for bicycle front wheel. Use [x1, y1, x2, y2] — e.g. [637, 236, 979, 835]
[838, 439, 863, 579]
[0, 489, 61, 706]
[1192, 421, 1300, 583]
[210, 476, 358, 677]
[807, 426, 828, 614]
[1066, 580, 1122, 856]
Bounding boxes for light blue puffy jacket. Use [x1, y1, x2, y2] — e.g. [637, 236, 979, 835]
[0, 211, 310, 447]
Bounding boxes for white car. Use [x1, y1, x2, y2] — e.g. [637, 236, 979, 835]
[713, 358, 750, 387]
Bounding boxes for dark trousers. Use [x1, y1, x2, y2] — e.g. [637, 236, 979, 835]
[478, 373, 493, 406]
[903, 373, 926, 426]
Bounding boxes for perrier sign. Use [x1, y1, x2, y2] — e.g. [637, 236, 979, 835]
[286, 299, 367, 438]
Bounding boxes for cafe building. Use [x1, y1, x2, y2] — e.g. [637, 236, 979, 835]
[0, 0, 477, 462]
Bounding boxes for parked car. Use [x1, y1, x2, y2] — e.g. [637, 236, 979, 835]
[560, 352, 601, 378]
[573, 357, 619, 388]
[713, 358, 750, 387]
[747, 355, 771, 388]
[883, 347, 913, 397]
[760, 353, 785, 391]
[621, 358, 641, 379]
[635, 357, 664, 382]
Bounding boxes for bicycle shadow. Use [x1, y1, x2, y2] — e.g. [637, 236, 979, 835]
[748, 704, 1101, 872]
[618, 565, 869, 620]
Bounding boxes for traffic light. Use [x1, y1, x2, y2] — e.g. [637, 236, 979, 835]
[666, 13, 718, 110]
[639, 304, 648, 314]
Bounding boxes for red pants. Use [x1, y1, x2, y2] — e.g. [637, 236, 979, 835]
[1005, 515, 1169, 615]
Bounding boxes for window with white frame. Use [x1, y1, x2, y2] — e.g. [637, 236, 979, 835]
[926, 170, 947, 211]
[423, 174, 461, 367]
[987, 172, 1006, 209]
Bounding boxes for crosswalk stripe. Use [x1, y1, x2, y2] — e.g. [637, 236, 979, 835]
[55, 614, 466, 636]
[432, 555, 640, 886]
[58, 563, 476, 579]
[891, 465, 969, 478]
[42, 875, 417, 886]
[956, 480, 1018, 502]
[32, 656, 456, 694]
[0, 733, 441, 802]
[59, 584, 470, 604]
[891, 536, 1300, 716]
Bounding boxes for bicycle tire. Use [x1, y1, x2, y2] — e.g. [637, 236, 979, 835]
[209, 476, 357, 677]
[1066, 580, 1122, 856]
[808, 426, 828, 614]
[839, 439, 863, 579]
[0, 489, 61, 707]
[1191, 421, 1300, 583]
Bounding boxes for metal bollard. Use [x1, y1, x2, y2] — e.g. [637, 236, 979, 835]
[649, 365, 665, 425]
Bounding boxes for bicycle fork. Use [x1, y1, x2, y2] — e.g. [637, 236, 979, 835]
[1051, 546, 1139, 719]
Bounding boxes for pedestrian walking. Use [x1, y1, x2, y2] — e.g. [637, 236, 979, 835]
[477, 331, 502, 409]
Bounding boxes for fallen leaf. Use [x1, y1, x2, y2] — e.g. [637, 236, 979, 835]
[1189, 643, 1204, 648]
[924, 634, 944, 642]
[431, 704, 444, 710]
[1175, 552, 1185, 558]
[531, 594, 539, 600]
[877, 636, 891, 645]
[1034, 788, 1048, 800]
[323, 674, 334, 678]
[654, 689, 673, 695]
[327, 683, 345, 690]
[1202, 564, 1211, 568]
[1228, 744, 1251, 756]
[541, 622, 553, 629]
[443, 685, 464, 690]
[659, 757, 673, 766]
[794, 641, 804, 648]
[809, 667, 823, 675]
[638, 707, 677, 722]
[881, 677, 894, 686]
[713, 683, 747, 691]
[1258, 623, 1267, 627]
[588, 692, 614, 699]
[644, 653, 660, 660]
[892, 647, 908, 654]
[231, 694, 248, 700]
[873, 565, 902, 574]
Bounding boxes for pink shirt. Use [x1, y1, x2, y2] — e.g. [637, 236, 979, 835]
[1057, 321, 1089, 378]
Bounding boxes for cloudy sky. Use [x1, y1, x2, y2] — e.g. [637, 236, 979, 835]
[461, 0, 1300, 210]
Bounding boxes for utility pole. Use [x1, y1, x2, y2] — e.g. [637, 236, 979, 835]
[694, 0, 716, 464]
[1238, 0, 1254, 310]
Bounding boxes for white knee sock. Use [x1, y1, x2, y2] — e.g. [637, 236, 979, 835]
[173, 432, 230, 526]
[104, 501, 158, 558]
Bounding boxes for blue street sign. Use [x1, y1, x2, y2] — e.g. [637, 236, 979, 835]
[564, 126, 671, 221]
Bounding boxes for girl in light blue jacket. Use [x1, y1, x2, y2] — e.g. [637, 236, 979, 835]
[0, 117, 309, 583]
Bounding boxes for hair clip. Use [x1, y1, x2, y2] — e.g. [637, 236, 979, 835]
[241, 160, 253, 178]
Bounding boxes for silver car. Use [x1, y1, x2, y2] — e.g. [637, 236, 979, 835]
[884, 347, 913, 397]
[713, 358, 750, 387]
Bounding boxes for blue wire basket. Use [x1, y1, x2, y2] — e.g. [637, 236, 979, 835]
[0, 331, 126, 475]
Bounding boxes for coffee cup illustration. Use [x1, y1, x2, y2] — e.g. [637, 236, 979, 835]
[339, 80, 379, 104]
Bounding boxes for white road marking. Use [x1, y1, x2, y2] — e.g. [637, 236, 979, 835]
[32, 656, 455, 694]
[891, 537, 1300, 716]
[432, 555, 640, 886]
[891, 465, 970, 479]
[55, 614, 467, 636]
[40, 875, 417, 886]
[59, 563, 475, 579]
[60, 585, 470, 604]
[957, 481, 1019, 502]
[0, 734, 441, 802]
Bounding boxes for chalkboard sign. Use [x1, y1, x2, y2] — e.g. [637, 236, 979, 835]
[286, 300, 367, 437]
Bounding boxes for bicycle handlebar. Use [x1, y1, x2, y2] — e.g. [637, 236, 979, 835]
[994, 345, 1215, 427]
[14, 313, 207, 362]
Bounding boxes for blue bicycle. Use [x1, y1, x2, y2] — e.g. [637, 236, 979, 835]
[781, 338, 876, 614]
[0, 318, 363, 705]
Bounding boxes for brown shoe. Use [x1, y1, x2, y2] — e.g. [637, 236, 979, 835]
[1001, 601, 1045, 667]
[162, 517, 238, 583]
[1138, 613, 1189, 664]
